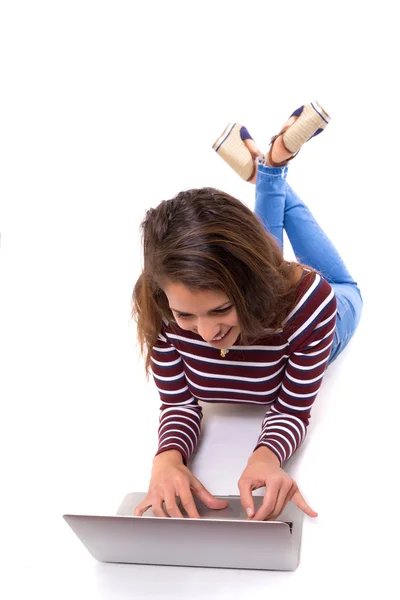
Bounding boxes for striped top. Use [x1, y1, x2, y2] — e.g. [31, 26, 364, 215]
[150, 272, 337, 466]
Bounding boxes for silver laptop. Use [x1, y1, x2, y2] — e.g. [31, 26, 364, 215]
[63, 492, 304, 571]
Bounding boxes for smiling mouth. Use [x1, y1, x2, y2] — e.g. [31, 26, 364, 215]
[211, 327, 232, 343]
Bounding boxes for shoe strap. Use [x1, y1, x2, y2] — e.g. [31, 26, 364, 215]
[267, 127, 299, 167]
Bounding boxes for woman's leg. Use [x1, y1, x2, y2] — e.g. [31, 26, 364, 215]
[283, 182, 363, 362]
[254, 160, 363, 363]
[283, 183, 355, 284]
[254, 160, 288, 250]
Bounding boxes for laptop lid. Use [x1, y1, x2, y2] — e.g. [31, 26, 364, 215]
[63, 493, 303, 571]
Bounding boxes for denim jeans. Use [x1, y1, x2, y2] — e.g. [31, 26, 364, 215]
[254, 161, 363, 364]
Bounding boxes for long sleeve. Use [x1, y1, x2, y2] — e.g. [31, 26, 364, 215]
[151, 324, 203, 464]
[254, 277, 337, 465]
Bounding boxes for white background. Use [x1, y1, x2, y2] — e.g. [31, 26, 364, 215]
[0, 1, 398, 598]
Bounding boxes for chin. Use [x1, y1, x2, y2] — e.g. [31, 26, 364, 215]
[231, 328, 240, 341]
[230, 328, 240, 344]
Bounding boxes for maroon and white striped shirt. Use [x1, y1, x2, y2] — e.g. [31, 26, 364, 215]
[151, 272, 337, 466]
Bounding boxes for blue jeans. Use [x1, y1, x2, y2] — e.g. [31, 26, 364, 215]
[254, 162, 363, 364]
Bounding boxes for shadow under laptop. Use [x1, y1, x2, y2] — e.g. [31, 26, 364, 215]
[93, 559, 295, 596]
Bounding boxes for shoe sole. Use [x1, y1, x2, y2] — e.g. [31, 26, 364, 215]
[212, 122, 237, 152]
[310, 101, 331, 124]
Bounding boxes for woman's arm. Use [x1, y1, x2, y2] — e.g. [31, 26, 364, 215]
[151, 324, 203, 465]
[237, 278, 337, 520]
[134, 324, 228, 519]
[255, 277, 337, 465]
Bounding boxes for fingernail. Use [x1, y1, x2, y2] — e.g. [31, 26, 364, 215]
[246, 507, 253, 517]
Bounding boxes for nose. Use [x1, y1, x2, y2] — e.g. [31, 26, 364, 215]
[196, 319, 220, 343]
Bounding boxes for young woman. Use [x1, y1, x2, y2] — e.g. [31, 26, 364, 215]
[132, 101, 363, 522]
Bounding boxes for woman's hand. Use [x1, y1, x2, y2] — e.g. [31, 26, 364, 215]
[133, 450, 229, 518]
[238, 447, 318, 521]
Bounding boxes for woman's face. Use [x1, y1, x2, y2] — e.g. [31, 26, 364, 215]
[163, 281, 240, 349]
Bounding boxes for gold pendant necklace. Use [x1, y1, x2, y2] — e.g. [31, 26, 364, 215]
[220, 348, 229, 358]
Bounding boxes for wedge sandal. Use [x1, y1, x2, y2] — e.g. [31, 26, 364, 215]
[268, 101, 331, 167]
[212, 123, 261, 181]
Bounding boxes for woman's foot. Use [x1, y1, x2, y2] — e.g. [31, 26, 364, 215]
[244, 114, 307, 182]
[242, 137, 263, 183]
[266, 116, 298, 166]
[242, 120, 297, 183]
[213, 102, 329, 183]
[242, 136, 263, 160]
[244, 116, 300, 182]
[266, 102, 330, 167]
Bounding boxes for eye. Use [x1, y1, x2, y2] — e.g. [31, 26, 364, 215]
[175, 306, 233, 319]
[214, 305, 233, 314]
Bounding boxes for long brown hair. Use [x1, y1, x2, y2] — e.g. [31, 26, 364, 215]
[132, 187, 310, 376]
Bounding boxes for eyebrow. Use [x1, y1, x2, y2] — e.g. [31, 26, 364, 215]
[170, 302, 232, 315]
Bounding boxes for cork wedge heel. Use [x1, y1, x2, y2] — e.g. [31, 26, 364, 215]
[212, 123, 261, 181]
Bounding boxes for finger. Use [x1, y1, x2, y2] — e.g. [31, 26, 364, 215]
[164, 491, 184, 518]
[151, 498, 169, 518]
[133, 500, 152, 517]
[237, 479, 255, 518]
[178, 488, 201, 519]
[252, 482, 281, 521]
[265, 482, 295, 521]
[291, 489, 318, 517]
[191, 478, 229, 511]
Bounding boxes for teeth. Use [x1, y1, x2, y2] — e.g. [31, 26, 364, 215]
[212, 329, 230, 342]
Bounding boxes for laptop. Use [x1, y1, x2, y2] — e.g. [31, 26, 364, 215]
[63, 492, 304, 571]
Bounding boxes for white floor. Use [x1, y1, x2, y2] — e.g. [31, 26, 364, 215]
[1, 2, 399, 598]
